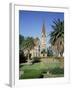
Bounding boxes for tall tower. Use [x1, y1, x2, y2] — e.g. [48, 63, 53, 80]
[41, 23, 46, 51]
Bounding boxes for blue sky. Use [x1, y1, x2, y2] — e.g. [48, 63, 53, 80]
[19, 10, 64, 47]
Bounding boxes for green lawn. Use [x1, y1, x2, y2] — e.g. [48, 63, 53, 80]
[19, 57, 64, 79]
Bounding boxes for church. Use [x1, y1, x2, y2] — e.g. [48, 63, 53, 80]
[30, 22, 47, 58]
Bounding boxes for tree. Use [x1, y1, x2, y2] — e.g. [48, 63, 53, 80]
[19, 34, 24, 50]
[19, 50, 27, 63]
[47, 47, 53, 56]
[22, 37, 35, 63]
[50, 19, 64, 57]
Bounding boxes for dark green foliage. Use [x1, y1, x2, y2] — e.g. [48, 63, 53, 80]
[22, 37, 35, 60]
[49, 19, 64, 56]
[47, 47, 53, 56]
[19, 64, 24, 68]
[19, 34, 24, 50]
[19, 35, 35, 62]
[32, 57, 41, 64]
[42, 69, 48, 74]
[50, 19, 64, 45]
[19, 50, 27, 63]
[22, 37, 35, 51]
[19, 34, 24, 45]
[49, 68, 64, 74]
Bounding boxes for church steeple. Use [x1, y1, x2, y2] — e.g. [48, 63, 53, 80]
[42, 23, 46, 37]
[41, 22, 46, 50]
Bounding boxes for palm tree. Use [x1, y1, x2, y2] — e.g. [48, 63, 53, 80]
[22, 37, 35, 63]
[50, 19, 64, 57]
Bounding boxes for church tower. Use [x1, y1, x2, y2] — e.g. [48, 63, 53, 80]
[41, 22, 46, 51]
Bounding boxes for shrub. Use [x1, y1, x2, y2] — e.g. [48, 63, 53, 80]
[49, 68, 64, 75]
[32, 57, 41, 64]
[19, 50, 27, 63]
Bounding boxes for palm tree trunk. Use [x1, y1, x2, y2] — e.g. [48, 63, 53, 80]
[27, 50, 30, 64]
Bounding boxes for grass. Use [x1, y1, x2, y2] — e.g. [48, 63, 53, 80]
[20, 69, 43, 79]
[19, 57, 64, 79]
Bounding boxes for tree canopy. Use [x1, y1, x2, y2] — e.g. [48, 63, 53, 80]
[50, 19, 64, 56]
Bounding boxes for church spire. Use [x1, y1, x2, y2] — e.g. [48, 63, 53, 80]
[42, 21, 46, 37]
[41, 22, 46, 50]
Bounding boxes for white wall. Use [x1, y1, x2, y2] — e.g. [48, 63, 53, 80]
[0, 0, 72, 89]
